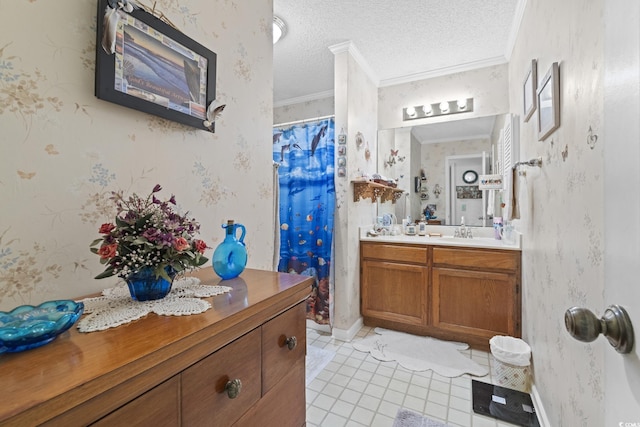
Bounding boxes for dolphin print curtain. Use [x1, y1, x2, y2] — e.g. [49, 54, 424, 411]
[273, 118, 335, 325]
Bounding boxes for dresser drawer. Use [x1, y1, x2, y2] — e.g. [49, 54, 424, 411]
[433, 247, 519, 271]
[182, 328, 261, 426]
[91, 376, 180, 426]
[261, 301, 306, 395]
[361, 243, 428, 264]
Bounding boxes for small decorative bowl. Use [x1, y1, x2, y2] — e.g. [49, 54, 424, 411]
[0, 300, 84, 354]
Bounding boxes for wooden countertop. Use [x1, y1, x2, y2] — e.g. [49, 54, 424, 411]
[0, 268, 313, 426]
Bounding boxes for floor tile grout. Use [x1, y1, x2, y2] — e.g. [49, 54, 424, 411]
[306, 325, 523, 427]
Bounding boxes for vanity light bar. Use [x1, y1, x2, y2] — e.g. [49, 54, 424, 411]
[402, 98, 474, 121]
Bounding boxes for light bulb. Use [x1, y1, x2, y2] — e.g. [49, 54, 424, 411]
[422, 104, 433, 115]
[273, 16, 286, 44]
[406, 107, 416, 117]
[457, 99, 467, 110]
[439, 101, 450, 113]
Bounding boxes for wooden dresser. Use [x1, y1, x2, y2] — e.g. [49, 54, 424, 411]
[0, 268, 312, 426]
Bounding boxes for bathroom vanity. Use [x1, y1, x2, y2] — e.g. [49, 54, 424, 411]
[360, 230, 521, 350]
[0, 268, 312, 427]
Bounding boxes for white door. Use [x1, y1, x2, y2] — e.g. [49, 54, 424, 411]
[604, 0, 640, 422]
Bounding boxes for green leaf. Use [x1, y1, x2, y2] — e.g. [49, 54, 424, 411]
[95, 269, 115, 279]
[90, 238, 104, 247]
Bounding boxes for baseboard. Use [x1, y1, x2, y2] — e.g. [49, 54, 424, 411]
[530, 384, 551, 427]
[331, 317, 363, 342]
[306, 319, 331, 334]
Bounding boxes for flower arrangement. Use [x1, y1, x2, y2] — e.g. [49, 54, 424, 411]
[91, 185, 208, 281]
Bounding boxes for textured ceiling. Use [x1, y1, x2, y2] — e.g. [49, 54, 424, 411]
[273, 0, 523, 107]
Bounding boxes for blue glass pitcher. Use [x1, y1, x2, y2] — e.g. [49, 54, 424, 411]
[212, 220, 247, 280]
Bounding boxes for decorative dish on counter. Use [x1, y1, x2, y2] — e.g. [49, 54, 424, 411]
[0, 300, 84, 354]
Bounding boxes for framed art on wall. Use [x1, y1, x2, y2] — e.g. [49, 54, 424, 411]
[523, 59, 537, 122]
[95, 0, 217, 131]
[537, 62, 560, 141]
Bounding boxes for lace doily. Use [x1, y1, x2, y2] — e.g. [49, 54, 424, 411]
[77, 277, 232, 333]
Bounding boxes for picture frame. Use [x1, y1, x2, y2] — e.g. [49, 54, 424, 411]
[523, 59, 537, 122]
[95, 0, 217, 131]
[338, 133, 347, 144]
[337, 167, 346, 177]
[337, 145, 346, 156]
[337, 157, 346, 167]
[536, 62, 560, 141]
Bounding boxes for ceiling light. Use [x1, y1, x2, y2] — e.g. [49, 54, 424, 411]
[273, 16, 286, 44]
[402, 98, 474, 121]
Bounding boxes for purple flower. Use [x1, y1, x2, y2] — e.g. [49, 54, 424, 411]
[142, 228, 160, 242]
[152, 184, 162, 193]
[169, 195, 176, 205]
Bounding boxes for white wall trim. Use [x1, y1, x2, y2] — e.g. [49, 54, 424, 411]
[329, 41, 379, 87]
[504, 0, 528, 61]
[274, 90, 334, 108]
[331, 317, 363, 342]
[378, 56, 508, 88]
[530, 384, 551, 427]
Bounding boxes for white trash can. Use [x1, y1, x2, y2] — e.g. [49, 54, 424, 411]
[489, 336, 532, 393]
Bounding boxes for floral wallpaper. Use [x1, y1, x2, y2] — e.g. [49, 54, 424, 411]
[0, 0, 275, 309]
[508, 0, 605, 425]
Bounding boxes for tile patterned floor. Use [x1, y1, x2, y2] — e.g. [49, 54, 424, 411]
[306, 325, 523, 427]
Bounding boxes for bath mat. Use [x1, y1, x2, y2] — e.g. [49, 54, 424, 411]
[306, 345, 335, 386]
[392, 409, 449, 427]
[352, 328, 488, 377]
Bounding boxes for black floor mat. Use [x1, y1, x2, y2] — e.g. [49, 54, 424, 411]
[471, 380, 540, 427]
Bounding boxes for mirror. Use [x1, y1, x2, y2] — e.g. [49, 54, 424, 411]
[377, 114, 510, 226]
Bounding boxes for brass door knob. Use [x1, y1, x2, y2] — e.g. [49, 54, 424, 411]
[564, 305, 634, 354]
[225, 378, 242, 399]
[285, 336, 297, 350]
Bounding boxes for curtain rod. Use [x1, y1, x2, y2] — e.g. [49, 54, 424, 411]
[273, 114, 335, 128]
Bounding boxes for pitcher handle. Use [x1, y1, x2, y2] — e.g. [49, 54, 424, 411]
[235, 224, 246, 244]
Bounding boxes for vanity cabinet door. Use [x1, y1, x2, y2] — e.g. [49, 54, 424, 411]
[432, 267, 519, 343]
[361, 259, 428, 326]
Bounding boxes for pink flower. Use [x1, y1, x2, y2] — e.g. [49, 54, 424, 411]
[194, 239, 208, 254]
[99, 223, 115, 234]
[98, 243, 117, 259]
[174, 237, 190, 251]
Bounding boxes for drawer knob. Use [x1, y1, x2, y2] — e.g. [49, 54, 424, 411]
[225, 378, 242, 399]
[285, 336, 297, 350]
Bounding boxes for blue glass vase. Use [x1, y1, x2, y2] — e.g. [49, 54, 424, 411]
[212, 220, 247, 280]
[126, 267, 176, 301]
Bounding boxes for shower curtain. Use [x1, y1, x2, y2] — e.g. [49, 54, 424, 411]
[273, 118, 335, 325]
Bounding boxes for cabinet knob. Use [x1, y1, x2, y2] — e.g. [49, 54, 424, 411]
[564, 305, 634, 354]
[285, 336, 297, 350]
[225, 378, 242, 399]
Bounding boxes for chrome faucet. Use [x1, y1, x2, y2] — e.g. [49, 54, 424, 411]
[454, 217, 473, 239]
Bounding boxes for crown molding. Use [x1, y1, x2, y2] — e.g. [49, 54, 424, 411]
[274, 90, 334, 108]
[379, 56, 508, 88]
[329, 41, 379, 87]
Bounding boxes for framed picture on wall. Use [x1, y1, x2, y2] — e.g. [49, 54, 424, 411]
[338, 145, 346, 156]
[95, 0, 217, 131]
[523, 59, 537, 122]
[537, 62, 560, 141]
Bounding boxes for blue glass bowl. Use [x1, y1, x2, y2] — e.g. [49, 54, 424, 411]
[0, 300, 84, 354]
